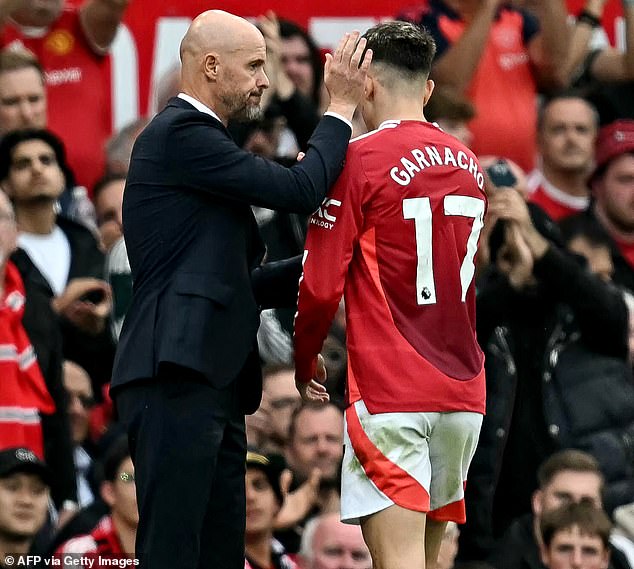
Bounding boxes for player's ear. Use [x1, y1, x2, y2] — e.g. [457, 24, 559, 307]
[364, 75, 375, 101]
[423, 79, 435, 106]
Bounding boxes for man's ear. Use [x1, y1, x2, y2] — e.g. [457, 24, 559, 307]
[532, 489, 543, 517]
[100, 481, 115, 508]
[203, 53, 219, 80]
[538, 540, 550, 567]
[1, 182, 13, 199]
[423, 79, 435, 107]
[364, 75, 375, 101]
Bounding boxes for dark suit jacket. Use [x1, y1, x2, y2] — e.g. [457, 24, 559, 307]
[111, 96, 351, 412]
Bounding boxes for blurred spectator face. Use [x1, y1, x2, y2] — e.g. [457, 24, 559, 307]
[541, 526, 609, 569]
[95, 178, 125, 252]
[533, 470, 602, 520]
[245, 467, 280, 537]
[436, 118, 473, 147]
[102, 457, 138, 529]
[11, 0, 64, 28]
[4, 139, 64, 203]
[62, 361, 94, 446]
[0, 472, 49, 539]
[308, 513, 372, 569]
[281, 35, 314, 98]
[262, 368, 301, 446]
[286, 405, 343, 483]
[0, 67, 46, 134]
[0, 191, 17, 262]
[539, 99, 597, 175]
[567, 236, 613, 282]
[595, 154, 634, 233]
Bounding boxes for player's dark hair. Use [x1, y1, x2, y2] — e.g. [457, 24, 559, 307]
[362, 21, 436, 78]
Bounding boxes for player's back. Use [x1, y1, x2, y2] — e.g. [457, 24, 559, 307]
[344, 120, 486, 413]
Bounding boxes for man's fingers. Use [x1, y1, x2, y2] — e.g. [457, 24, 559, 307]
[349, 36, 368, 70]
[332, 32, 349, 63]
[359, 47, 373, 73]
[341, 31, 360, 64]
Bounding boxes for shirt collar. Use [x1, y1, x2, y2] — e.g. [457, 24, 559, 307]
[177, 93, 222, 123]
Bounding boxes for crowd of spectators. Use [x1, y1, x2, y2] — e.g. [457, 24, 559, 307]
[1, 0, 634, 567]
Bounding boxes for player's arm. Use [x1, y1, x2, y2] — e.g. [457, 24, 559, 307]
[525, 0, 570, 89]
[79, 0, 131, 54]
[430, 0, 501, 93]
[293, 149, 367, 398]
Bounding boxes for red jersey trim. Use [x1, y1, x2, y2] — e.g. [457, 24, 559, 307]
[346, 405, 431, 512]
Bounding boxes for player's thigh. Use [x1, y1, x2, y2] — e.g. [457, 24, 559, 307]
[428, 411, 482, 508]
[342, 401, 434, 523]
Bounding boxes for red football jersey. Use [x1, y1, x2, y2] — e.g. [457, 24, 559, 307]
[1, 7, 112, 193]
[294, 120, 486, 414]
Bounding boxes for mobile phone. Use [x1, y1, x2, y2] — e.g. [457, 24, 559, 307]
[485, 159, 517, 188]
[80, 289, 106, 304]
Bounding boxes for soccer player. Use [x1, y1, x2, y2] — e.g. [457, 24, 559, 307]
[293, 21, 486, 569]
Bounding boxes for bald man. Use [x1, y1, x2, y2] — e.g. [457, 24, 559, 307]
[110, 10, 371, 569]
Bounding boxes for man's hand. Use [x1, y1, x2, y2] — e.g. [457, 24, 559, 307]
[295, 354, 329, 403]
[488, 189, 549, 260]
[52, 278, 112, 335]
[258, 10, 295, 102]
[275, 467, 322, 529]
[324, 31, 373, 121]
[497, 222, 535, 289]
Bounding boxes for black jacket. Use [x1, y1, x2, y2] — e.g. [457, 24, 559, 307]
[461, 243, 632, 560]
[111, 97, 351, 413]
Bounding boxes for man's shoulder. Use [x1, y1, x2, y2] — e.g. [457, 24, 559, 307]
[56, 215, 99, 243]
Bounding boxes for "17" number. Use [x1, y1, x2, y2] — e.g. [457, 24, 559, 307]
[403, 196, 485, 305]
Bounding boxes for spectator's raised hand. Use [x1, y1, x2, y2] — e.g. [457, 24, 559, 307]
[52, 278, 113, 335]
[488, 189, 549, 259]
[496, 222, 535, 289]
[324, 31, 373, 121]
[275, 466, 322, 529]
[258, 11, 295, 102]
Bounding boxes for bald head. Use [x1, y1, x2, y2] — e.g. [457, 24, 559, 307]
[180, 10, 264, 63]
[178, 10, 269, 124]
[301, 512, 372, 569]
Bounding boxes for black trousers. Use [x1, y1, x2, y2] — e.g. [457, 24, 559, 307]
[114, 364, 246, 569]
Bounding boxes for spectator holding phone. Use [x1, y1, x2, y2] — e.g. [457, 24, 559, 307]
[461, 157, 633, 561]
[0, 129, 115, 390]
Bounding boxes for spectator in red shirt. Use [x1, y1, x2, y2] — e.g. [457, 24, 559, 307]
[528, 94, 598, 221]
[399, 0, 569, 171]
[566, 120, 634, 292]
[0, 0, 132, 192]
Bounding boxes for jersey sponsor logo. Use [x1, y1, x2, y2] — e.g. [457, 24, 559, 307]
[44, 29, 75, 56]
[310, 198, 341, 230]
[389, 145, 485, 190]
[45, 67, 83, 86]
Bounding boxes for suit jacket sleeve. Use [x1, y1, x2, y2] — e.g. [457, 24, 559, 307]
[251, 255, 303, 310]
[164, 113, 351, 215]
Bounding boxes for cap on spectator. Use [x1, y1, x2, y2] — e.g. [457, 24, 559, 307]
[246, 448, 285, 505]
[0, 447, 51, 485]
[595, 120, 634, 173]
